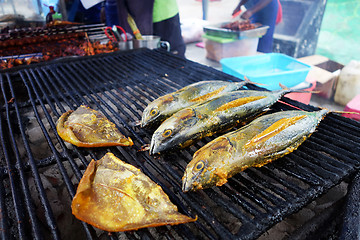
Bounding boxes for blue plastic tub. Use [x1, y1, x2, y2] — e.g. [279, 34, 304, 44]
[220, 53, 312, 90]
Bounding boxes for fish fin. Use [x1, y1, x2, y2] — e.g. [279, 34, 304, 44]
[214, 96, 266, 112]
[280, 82, 320, 94]
[241, 76, 267, 86]
[245, 115, 307, 148]
[139, 144, 150, 152]
[316, 106, 360, 116]
[190, 86, 227, 102]
[291, 89, 321, 94]
[130, 120, 141, 127]
[330, 110, 360, 116]
[279, 83, 289, 90]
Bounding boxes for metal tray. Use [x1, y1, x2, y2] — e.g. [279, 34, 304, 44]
[203, 22, 269, 39]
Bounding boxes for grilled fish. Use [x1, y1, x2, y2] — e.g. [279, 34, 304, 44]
[150, 88, 296, 155]
[57, 105, 133, 147]
[182, 109, 329, 192]
[140, 80, 250, 128]
[72, 152, 196, 232]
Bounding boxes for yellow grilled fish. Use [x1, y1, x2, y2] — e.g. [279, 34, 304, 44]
[150, 88, 298, 155]
[141, 80, 250, 128]
[182, 109, 329, 192]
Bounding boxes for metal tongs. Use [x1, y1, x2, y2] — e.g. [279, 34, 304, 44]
[104, 25, 128, 43]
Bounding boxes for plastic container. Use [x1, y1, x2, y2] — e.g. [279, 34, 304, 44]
[220, 53, 312, 90]
[133, 35, 170, 51]
[203, 23, 269, 39]
[203, 34, 259, 62]
[334, 60, 360, 106]
[342, 94, 360, 121]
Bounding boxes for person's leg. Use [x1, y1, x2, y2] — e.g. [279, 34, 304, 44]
[105, 0, 120, 26]
[116, 0, 154, 35]
[250, 0, 278, 53]
[153, 13, 186, 57]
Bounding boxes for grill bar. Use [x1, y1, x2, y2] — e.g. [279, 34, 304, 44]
[10, 72, 61, 239]
[1, 74, 45, 239]
[27, 59, 204, 239]
[0, 49, 359, 239]
[0, 178, 9, 239]
[24, 69, 96, 239]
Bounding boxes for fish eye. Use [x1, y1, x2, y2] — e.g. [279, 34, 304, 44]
[150, 108, 158, 116]
[194, 161, 204, 171]
[162, 129, 172, 137]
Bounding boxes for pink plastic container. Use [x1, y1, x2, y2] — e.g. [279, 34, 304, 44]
[342, 94, 360, 121]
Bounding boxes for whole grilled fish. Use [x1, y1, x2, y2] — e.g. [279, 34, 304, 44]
[182, 109, 329, 192]
[141, 80, 249, 128]
[150, 88, 297, 155]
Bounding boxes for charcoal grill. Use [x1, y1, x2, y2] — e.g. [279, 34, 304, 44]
[0, 48, 359, 240]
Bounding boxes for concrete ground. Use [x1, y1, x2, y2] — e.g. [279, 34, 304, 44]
[177, 0, 236, 65]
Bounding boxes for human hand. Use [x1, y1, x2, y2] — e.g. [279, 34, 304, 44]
[232, 5, 241, 16]
[240, 10, 253, 20]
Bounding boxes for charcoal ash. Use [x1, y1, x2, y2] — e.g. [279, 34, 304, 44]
[258, 181, 348, 239]
[27, 160, 86, 239]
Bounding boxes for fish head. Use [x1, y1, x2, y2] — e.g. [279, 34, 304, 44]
[150, 108, 197, 154]
[182, 136, 233, 192]
[141, 104, 161, 128]
[141, 94, 175, 128]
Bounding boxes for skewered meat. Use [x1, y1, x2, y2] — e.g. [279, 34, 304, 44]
[221, 20, 256, 31]
[0, 40, 118, 70]
[0, 24, 119, 70]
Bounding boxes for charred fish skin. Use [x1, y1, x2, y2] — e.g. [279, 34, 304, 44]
[182, 109, 329, 192]
[140, 80, 247, 128]
[150, 89, 291, 155]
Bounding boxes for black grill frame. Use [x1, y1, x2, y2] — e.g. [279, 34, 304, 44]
[1, 48, 360, 239]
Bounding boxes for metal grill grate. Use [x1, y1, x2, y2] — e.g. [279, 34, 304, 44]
[0, 48, 360, 240]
